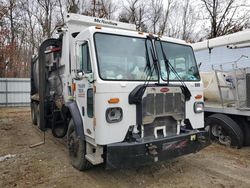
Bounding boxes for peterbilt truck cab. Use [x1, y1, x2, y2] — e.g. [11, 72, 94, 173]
[30, 13, 210, 170]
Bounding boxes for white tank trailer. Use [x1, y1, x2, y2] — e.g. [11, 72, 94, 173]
[30, 13, 209, 170]
[193, 30, 250, 148]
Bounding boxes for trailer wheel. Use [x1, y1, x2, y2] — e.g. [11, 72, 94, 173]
[234, 118, 250, 146]
[31, 102, 37, 125]
[67, 119, 92, 171]
[206, 114, 243, 148]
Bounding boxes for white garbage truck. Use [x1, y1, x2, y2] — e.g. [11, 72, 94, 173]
[193, 30, 250, 148]
[30, 13, 209, 170]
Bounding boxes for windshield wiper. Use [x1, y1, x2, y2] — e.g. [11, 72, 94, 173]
[129, 35, 159, 104]
[156, 37, 191, 101]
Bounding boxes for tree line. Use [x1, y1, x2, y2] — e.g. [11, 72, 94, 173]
[0, 0, 249, 78]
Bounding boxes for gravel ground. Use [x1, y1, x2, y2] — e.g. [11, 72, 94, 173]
[0, 107, 250, 188]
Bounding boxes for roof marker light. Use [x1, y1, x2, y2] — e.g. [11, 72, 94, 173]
[95, 25, 102, 29]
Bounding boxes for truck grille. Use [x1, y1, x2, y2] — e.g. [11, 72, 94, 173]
[142, 87, 185, 125]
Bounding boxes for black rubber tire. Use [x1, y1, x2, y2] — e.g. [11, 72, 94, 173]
[31, 102, 37, 125]
[205, 114, 244, 149]
[52, 126, 68, 138]
[234, 117, 250, 146]
[52, 112, 68, 138]
[67, 119, 92, 171]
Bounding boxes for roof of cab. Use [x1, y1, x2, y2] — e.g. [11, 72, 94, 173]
[65, 13, 190, 46]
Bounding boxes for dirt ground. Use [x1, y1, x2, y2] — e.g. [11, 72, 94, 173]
[0, 107, 250, 188]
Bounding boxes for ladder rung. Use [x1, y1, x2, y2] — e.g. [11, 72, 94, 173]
[218, 85, 231, 88]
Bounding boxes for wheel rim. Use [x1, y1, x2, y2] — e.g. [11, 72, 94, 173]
[211, 125, 231, 146]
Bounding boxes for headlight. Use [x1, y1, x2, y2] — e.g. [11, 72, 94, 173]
[106, 107, 123, 123]
[194, 102, 204, 113]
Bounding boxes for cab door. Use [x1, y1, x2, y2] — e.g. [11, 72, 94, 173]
[74, 41, 94, 139]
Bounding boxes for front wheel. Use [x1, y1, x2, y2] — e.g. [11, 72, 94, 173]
[67, 119, 92, 171]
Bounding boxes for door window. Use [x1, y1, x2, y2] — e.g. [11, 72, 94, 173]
[79, 42, 92, 73]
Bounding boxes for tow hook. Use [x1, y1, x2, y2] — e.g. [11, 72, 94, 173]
[147, 144, 158, 156]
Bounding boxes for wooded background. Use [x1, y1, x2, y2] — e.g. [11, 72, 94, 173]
[1, 0, 250, 78]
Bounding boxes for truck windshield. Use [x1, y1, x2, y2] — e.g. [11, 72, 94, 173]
[94, 33, 157, 81]
[155, 41, 200, 81]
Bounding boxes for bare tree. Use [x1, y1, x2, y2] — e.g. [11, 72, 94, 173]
[99, 0, 117, 19]
[182, 0, 190, 40]
[3, 0, 18, 77]
[119, 0, 147, 31]
[67, 0, 80, 13]
[201, 0, 250, 38]
[0, 1, 9, 77]
[20, 0, 37, 54]
[80, 0, 116, 19]
[182, 0, 197, 41]
[36, 0, 58, 38]
[158, 0, 173, 35]
[58, 0, 65, 23]
[123, 0, 140, 24]
[9, 0, 15, 44]
[147, 0, 163, 34]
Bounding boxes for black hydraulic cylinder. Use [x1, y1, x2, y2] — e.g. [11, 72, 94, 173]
[38, 39, 62, 131]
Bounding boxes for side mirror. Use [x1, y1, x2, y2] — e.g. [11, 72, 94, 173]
[88, 72, 94, 83]
[75, 70, 85, 80]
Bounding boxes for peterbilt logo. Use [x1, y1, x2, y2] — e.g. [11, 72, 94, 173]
[160, 87, 169, 93]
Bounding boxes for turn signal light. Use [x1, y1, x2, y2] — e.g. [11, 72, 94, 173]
[195, 94, 202, 99]
[72, 83, 76, 92]
[108, 98, 120, 104]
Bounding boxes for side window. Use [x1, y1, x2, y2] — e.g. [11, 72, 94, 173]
[79, 43, 92, 73]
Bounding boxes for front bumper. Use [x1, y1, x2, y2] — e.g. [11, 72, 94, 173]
[106, 130, 210, 169]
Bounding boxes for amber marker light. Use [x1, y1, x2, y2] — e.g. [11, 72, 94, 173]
[108, 98, 120, 104]
[148, 32, 153, 37]
[195, 94, 202, 99]
[72, 83, 76, 92]
[95, 25, 102, 29]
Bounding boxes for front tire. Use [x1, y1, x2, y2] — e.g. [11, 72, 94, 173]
[67, 119, 92, 171]
[234, 117, 250, 146]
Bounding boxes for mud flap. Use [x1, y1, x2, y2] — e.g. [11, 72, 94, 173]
[65, 101, 85, 140]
